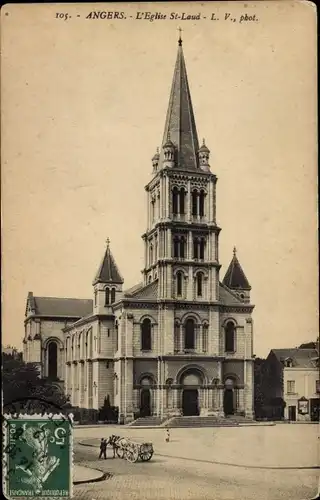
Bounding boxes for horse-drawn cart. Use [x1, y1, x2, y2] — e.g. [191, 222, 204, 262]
[109, 436, 154, 463]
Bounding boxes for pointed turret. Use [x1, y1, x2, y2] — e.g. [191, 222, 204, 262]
[159, 35, 200, 171]
[93, 239, 123, 314]
[93, 238, 124, 286]
[222, 247, 251, 302]
[152, 147, 160, 173]
[198, 138, 211, 172]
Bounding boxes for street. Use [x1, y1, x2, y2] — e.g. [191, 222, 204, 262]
[72, 424, 319, 500]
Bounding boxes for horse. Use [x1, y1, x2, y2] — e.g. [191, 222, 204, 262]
[105, 434, 121, 458]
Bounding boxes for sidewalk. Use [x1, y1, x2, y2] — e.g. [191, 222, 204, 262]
[73, 464, 109, 485]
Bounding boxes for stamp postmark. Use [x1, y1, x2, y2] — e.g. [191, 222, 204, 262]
[3, 413, 73, 499]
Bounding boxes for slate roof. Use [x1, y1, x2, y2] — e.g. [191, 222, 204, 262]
[222, 249, 251, 290]
[26, 292, 93, 318]
[219, 283, 244, 305]
[123, 280, 247, 306]
[124, 280, 158, 300]
[93, 242, 124, 285]
[159, 39, 200, 171]
[271, 348, 319, 368]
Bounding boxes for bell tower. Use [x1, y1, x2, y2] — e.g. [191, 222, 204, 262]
[92, 238, 124, 314]
[141, 35, 221, 302]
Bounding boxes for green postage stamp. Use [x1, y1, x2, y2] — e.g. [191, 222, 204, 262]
[3, 413, 73, 499]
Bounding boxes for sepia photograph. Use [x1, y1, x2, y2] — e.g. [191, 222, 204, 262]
[1, 2, 318, 499]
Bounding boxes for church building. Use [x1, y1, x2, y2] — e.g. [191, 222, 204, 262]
[23, 36, 255, 423]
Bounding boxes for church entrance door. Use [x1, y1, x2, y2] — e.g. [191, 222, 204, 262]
[182, 389, 199, 416]
[140, 389, 151, 417]
[223, 389, 234, 415]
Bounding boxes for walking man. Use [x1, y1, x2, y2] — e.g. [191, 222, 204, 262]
[98, 438, 107, 459]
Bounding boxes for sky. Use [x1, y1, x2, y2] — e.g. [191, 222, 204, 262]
[2, 1, 318, 357]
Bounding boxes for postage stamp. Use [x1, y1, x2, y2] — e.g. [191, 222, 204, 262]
[2, 413, 73, 499]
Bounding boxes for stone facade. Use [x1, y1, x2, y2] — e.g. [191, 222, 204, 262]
[23, 38, 255, 423]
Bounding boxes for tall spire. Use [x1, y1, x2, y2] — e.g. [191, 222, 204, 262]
[93, 239, 124, 285]
[222, 248, 251, 291]
[160, 36, 200, 170]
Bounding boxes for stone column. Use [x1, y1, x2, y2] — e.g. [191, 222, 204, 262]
[71, 363, 75, 406]
[187, 180, 191, 222]
[179, 324, 184, 352]
[188, 231, 192, 259]
[166, 228, 172, 259]
[212, 388, 218, 411]
[217, 386, 225, 417]
[198, 325, 203, 352]
[165, 175, 169, 219]
[238, 388, 245, 413]
[244, 360, 254, 418]
[79, 363, 83, 407]
[88, 362, 93, 409]
[156, 359, 161, 416]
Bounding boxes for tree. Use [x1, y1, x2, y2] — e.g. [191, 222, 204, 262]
[2, 352, 69, 413]
[99, 395, 112, 421]
[98, 395, 118, 422]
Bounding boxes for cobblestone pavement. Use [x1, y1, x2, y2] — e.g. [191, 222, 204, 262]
[72, 425, 319, 500]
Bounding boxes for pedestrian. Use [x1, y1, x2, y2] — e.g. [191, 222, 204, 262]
[98, 438, 107, 459]
[165, 429, 170, 442]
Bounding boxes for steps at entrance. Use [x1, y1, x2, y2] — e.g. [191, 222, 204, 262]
[128, 416, 163, 427]
[163, 416, 245, 428]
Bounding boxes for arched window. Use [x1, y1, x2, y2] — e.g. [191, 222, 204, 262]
[149, 244, 153, 265]
[192, 190, 198, 215]
[176, 271, 183, 296]
[185, 319, 196, 350]
[179, 236, 185, 258]
[48, 341, 58, 379]
[94, 290, 97, 307]
[199, 190, 205, 217]
[225, 322, 235, 352]
[151, 199, 155, 221]
[111, 288, 116, 304]
[141, 318, 152, 351]
[140, 376, 153, 386]
[199, 238, 205, 260]
[193, 238, 199, 259]
[173, 237, 179, 258]
[154, 236, 158, 260]
[105, 288, 110, 306]
[172, 187, 178, 215]
[148, 275, 152, 284]
[196, 273, 203, 297]
[192, 190, 198, 216]
[179, 187, 185, 214]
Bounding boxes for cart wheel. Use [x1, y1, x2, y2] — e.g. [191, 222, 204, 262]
[140, 450, 153, 462]
[116, 447, 124, 459]
[125, 448, 139, 463]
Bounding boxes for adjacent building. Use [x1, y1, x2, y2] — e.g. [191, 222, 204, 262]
[262, 347, 320, 421]
[23, 36, 255, 423]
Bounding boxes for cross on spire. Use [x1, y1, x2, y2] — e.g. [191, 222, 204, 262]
[233, 246, 237, 256]
[106, 237, 110, 248]
[178, 27, 183, 46]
